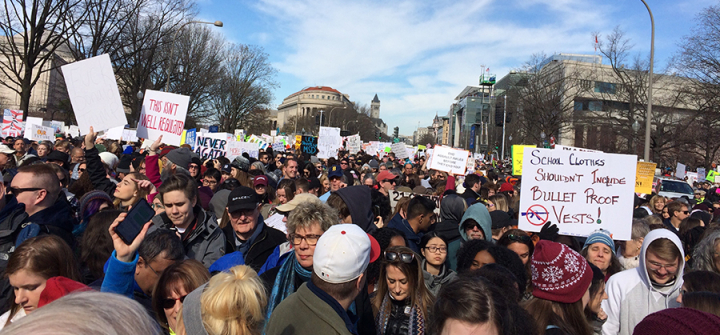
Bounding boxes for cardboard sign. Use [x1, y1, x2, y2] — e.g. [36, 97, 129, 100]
[635, 162, 657, 194]
[697, 168, 706, 182]
[104, 126, 124, 140]
[122, 129, 139, 142]
[42, 120, 64, 134]
[347, 135, 362, 155]
[2, 109, 23, 136]
[675, 163, 686, 179]
[511, 145, 536, 175]
[715, 176, 720, 184]
[137, 90, 189, 146]
[428, 146, 469, 175]
[28, 124, 55, 143]
[301, 136, 318, 155]
[24, 117, 43, 140]
[61, 54, 127, 134]
[194, 132, 229, 159]
[68, 125, 80, 138]
[317, 127, 341, 159]
[518, 148, 636, 240]
[272, 142, 286, 152]
[391, 142, 409, 159]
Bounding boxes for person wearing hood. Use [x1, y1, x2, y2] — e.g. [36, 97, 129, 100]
[326, 185, 378, 234]
[446, 202, 492, 271]
[386, 196, 437, 253]
[432, 194, 466, 254]
[601, 229, 685, 335]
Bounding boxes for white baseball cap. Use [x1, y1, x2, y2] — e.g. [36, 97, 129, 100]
[313, 224, 380, 284]
[0, 144, 15, 155]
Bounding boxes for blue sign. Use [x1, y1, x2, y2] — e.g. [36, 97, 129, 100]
[209, 126, 219, 133]
[469, 125, 476, 150]
[185, 129, 197, 149]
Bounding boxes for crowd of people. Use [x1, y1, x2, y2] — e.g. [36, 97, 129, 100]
[0, 128, 719, 335]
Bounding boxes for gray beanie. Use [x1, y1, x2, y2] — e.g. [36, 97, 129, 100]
[164, 147, 193, 170]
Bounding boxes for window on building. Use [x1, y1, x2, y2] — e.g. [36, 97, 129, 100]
[579, 80, 592, 90]
[594, 81, 617, 94]
[589, 101, 603, 111]
[574, 101, 584, 111]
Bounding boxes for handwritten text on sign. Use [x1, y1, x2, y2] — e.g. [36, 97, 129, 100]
[518, 148, 636, 240]
[428, 146, 469, 175]
[194, 133, 228, 159]
[137, 90, 189, 146]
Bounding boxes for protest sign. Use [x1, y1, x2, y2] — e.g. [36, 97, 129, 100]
[555, 144, 602, 153]
[185, 129, 197, 149]
[391, 142, 409, 159]
[675, 163, 686, 179]
[511, 145, 536, 175]
[137, 90, 189, 146]
[347, 135, 362, 155]
[428, 146, 469, 175]
[388, 190, 441, 215]
[228, 141, 259, 160]
[122, 129, 138, 142]
[42, 120, 64, 134]
[68, 125, 80, 138]
[104, 126, 124, 140]
[317, 127, 341, 159]
[635, 162, 657, 194]
[234, 129, 245, 142]
[61, 54, 127, 134]
[518, 148, 636, 240]
[301, 136, 318, 155]
[466, 154, 476, 173]
[28, 124, 55, 143]
[2, 109, 22, 137]
[194, 132, 229, 159]
[698, 168, 706, 182]
[295, 135, 302, 150]
[24, 117, 43, 140]
[715, 176, 720, 183]
[272, 142, 285, 152]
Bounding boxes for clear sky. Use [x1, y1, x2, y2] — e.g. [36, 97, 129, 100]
[195, 0, 713, 136]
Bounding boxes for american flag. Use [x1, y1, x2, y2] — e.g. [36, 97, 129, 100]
[3, 109, 23, 135]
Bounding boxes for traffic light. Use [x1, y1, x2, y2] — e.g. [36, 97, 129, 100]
[393, 127, 399, 139]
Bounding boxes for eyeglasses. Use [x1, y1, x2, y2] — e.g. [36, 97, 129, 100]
[78, 168, 86, 172]
[203, 179, 218, 186]
[162, 295, 187, 309]
[383, 179, 396, 184]
[682, 211, 689, 214]
[647, 260, 678, 273]
[384, 251, 415, 263]
[189, 165, 200, 170]
[424, 246, 447, 253]
[486, 203, 495, 208]
[147, 262, 161, 276]
[507, 234, 531, 243]
[8, 187, 43, 196]
[290, 233, 322, 246]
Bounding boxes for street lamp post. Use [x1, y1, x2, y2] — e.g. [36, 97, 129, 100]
[501, 94, 507, 160]
[165, 20, 223, 92]
[326, 104, 346, 128]
[640, 0, 654, 162]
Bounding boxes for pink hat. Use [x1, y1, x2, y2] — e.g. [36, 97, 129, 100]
[531, 240, 592, 303]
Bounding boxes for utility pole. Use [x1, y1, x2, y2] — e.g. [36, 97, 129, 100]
[501, 94, 507, 160]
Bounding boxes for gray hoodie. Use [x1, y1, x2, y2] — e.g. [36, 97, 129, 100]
[601, 229, 684, 335]
[446, 203, 492, 270]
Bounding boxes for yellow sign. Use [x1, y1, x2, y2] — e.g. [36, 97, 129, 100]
[180, 130, 187, 145]
[635, 162, 657, 194]
[511, 145, 536, 175]
[295, 135, 302, 150]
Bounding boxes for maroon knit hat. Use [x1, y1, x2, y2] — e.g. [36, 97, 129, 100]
[531, 240, 592, 303]
[633, 308, 720, 335]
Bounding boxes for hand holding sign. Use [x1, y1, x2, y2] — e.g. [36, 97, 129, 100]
[85, 127, 97, 149]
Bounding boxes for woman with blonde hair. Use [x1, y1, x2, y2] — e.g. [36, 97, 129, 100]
[487, 194, 509, 212]
[318, 173, 330, 194]
[373, 246, 434, 335]
[649, 195, 666, 215]
[176, 265, 267, 335]
[112, 172, 151, 208]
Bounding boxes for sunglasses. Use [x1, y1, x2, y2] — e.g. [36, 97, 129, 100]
[507, 234, 531, 243]
[162, 295, 187, 309]
[8, 186, 43, 195]
[384, 251, 415, 263]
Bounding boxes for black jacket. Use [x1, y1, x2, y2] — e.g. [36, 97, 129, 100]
[85, 146, 116, 197]
[460, 188, 482, 205]
[23, 195, 77, 249]
[222, 218, 286, 272]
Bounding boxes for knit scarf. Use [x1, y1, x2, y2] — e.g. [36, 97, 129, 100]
[264, 250, 311, 327]
[375, 293, 425, 335]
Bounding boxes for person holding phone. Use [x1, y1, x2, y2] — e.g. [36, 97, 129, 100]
[152, 174, 226, 268]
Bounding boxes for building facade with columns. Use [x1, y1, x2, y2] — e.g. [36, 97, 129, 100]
[275, 86, 353, 129]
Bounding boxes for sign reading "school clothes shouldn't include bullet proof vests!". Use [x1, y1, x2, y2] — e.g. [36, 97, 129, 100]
[137, 90, 189, 146]
[518, 148, 636, 241]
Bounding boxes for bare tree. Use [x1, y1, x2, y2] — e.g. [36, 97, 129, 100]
[212, 44, 277, 133]
[0, 0, 84, 119]
[594, 27, 692, 162]
[672, 5, 720, 168]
